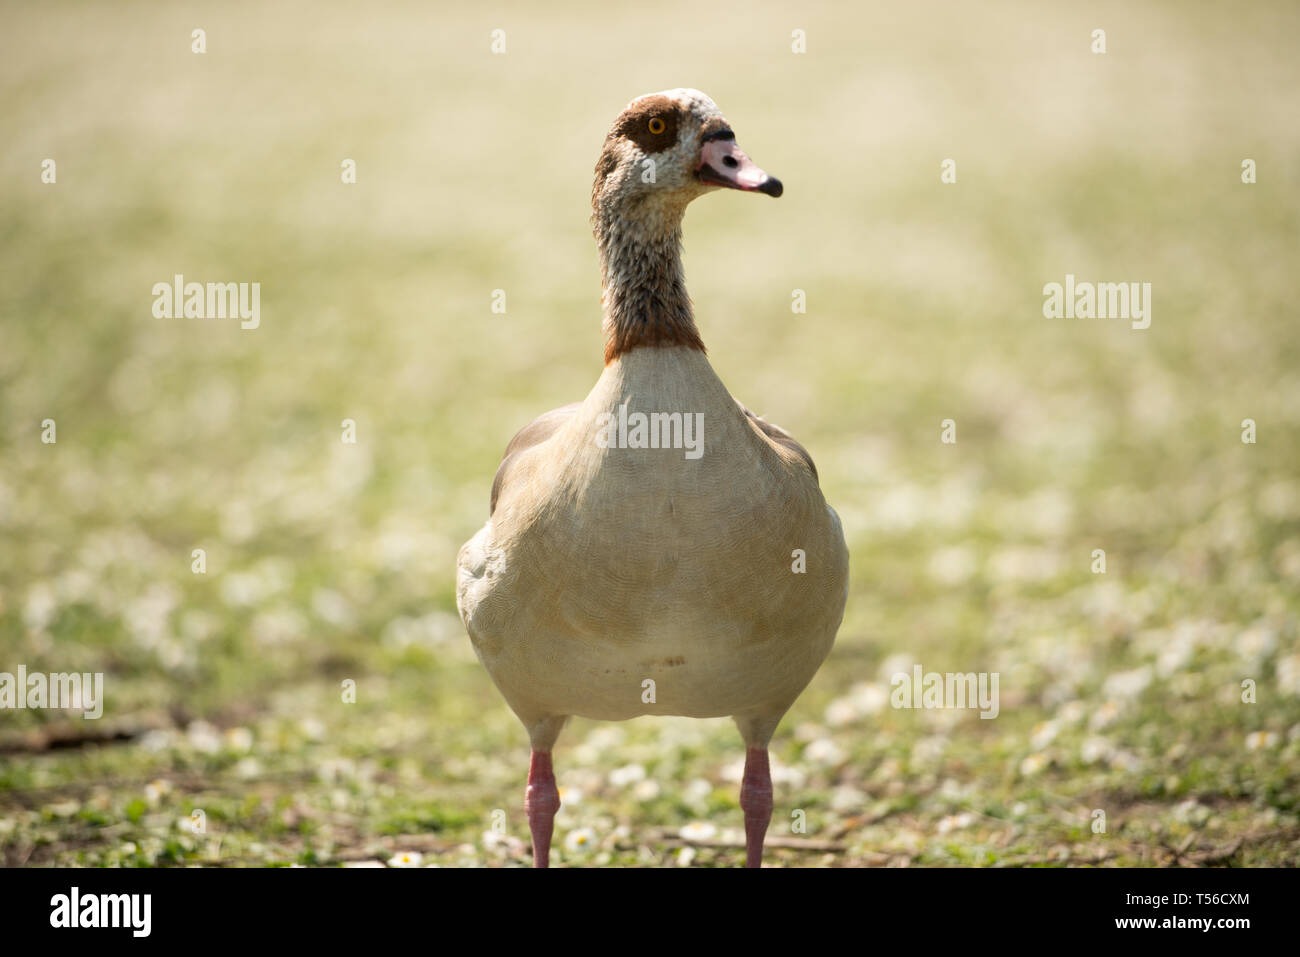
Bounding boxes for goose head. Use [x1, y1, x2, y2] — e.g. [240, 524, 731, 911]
[592, 88, 782, 220]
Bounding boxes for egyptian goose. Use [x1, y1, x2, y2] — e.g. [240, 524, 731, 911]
[457, 89, 849, 867]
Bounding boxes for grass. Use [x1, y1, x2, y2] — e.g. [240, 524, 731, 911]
[0, 0, 1298, 866]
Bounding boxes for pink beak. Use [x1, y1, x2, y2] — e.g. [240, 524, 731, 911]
[697, 136, 783, 197]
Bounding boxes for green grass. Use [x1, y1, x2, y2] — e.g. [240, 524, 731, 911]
[1, 0, 1298, 866]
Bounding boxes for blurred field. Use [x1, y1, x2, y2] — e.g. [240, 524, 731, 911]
[1, 0, 1298, 866]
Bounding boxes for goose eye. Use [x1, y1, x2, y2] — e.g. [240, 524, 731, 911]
[648, 117, 666, 135]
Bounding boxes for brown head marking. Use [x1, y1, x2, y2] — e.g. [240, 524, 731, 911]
[612, 94, 681, 154]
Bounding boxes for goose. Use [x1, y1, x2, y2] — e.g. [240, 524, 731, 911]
[457, 89, 849, 867]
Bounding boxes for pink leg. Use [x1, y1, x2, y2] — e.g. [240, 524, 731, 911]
[524, 750, 560, 868]
[739, 747, 773, 868]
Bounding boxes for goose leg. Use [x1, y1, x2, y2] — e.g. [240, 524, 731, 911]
[739, 747, 773, 868]
[525, 749, 560, 868]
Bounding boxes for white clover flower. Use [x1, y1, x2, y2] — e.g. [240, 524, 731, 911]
[1019, 753, 1049, 776]
[564, 828, 596, 852]
[23, 582, 58, 632]
[1108, 750, 1143, 772]
[879, 654, 915, 682]
[771, 763, 806, 788]
[138, 729, 177, 753]
[1173, 799, 1210, 825]
[936, 812, 975, 834]
[219, 572, 263, 607]
[829, 786, 867, 812]
[1089, 700, 1122, 730]
[1276, 655, 1300, 695]
[483, 831, 524, 856]
[1079, 736, 1113, 765]
[251, 607, 307, 646]
[1245, 731, 1279, 751]
[1102, 666, 1153, 699]
[1030, 721, 1059, 750]
[803, 738, 845, 766]
[824, 698, 859, 727]
[583, 726, 626, 750]
[912, 736, 947, 766]
[684, 779, 712, 803]
[1057, 700, 1087, 726]
[608, 763, 646, 787]
[927, 545, 977, 586]
[825, 682, 888, 728]
[317, 758, 356, 784]
[679, 821, 718, 842]
[1235, 624, 1277, 661]
[311, 589, 354, 628]
[144, 779, 173, 805]
[186, 720, 222, 754]
[633, 779, 661, 801]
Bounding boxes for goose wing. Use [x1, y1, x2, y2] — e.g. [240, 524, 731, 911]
[489, 402, 582, 514]
[734, 399, 819, 483]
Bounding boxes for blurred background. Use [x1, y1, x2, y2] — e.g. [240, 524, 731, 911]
[1, 0, 1297, 866]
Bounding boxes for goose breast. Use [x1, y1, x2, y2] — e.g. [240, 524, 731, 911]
[457, 347, 848, 725]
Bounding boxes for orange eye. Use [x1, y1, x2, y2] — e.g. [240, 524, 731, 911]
[648, 117, 666, 135]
